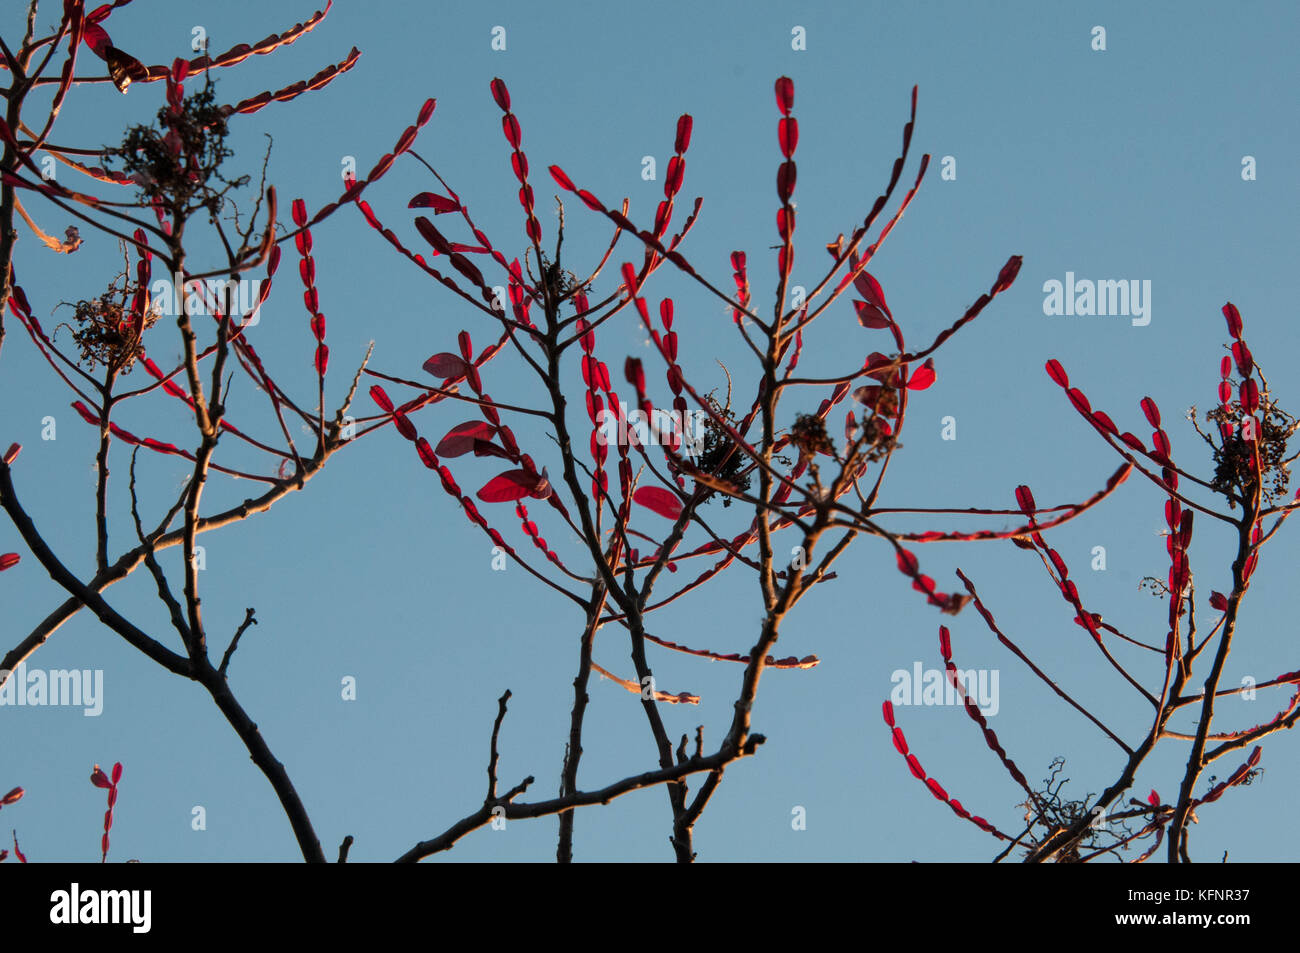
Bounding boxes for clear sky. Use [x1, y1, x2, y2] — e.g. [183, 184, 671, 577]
[1, 0, 1297, 862]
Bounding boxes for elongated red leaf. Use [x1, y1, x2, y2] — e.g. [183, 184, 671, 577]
[0, 553, 19, 571]
[1232, 341, 1253, 378]
[408, 192, 459, 213]
[1045, 359, 1069, 387]
[490, 78, 511, 111]
[1222, 302, 1242, 339]
[549, 165, 575, 191]
[675, 115, 693, 154]
[1014, 485, 1036, 516]
[775, 76, 794, 115]
[633, 486, 683, 520]
[778, 117, 798, 158]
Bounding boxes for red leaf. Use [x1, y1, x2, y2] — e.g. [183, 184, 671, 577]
[391, 412, 416, 442]
[1045, 359, 1069, 388]
[90, 765, 111, 789]
[776, 160, 797, 203]
[477, 470, 540, 503]
[1014, 485, 1036, 516]
[892, 727, 909, 755]
[472, 439, 513, 461]
[0, 554, 18, 572]
[72, 401, 101, 425]
[111, 763, 122, 785]
[490, 78, 511, 111]
[926, 778, 949, 801]
[82, 21, 112, 57]
[854, 300, 891, 329]
[633, 486, 683, 520]
[905, 754, 925, 780]
[1090, 411, 1119, 435]
[882, 700, 895, 727]
[408, 192, 459, 214]
[1232, 341, 1254, 378]
[502, 114, 522, 148]
[1222, 302, 1242, 339]
[1147, 789, 1160, 807]
[1139, 398, 1161, 428]
[778, 117, 799, 158]
[775, 77, 794, 115]
[414, 216, 452, 256]
[906, 358, 936, 391]
[1209, 591, 1228, 611]
[369, 385, 394, 413]
[625, 357, 645, 392]
[992, 255, 1023, 294]
[664, 156, 685, 197]
[2, 443, 18, 464]
[1067, 388, 1091, 415]
[675, 115, 693, 154]
[1, 786, 22, 805]
[853, 271, 891, 318]
[423, 353, 469, 379]
[549, 165, 575, 191]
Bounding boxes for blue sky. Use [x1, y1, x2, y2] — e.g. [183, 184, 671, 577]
[1, 0, 1297, 862]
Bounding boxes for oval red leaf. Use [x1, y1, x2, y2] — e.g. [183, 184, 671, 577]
[906, 358, 936, 391]
[633, 486, 683, 520]
[774, 76, 794, 115]
[436, 421, 496, 457]
[477, 470, 538, 503]
[778, 117, 798, 158]
[423, 353, 469, 379]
